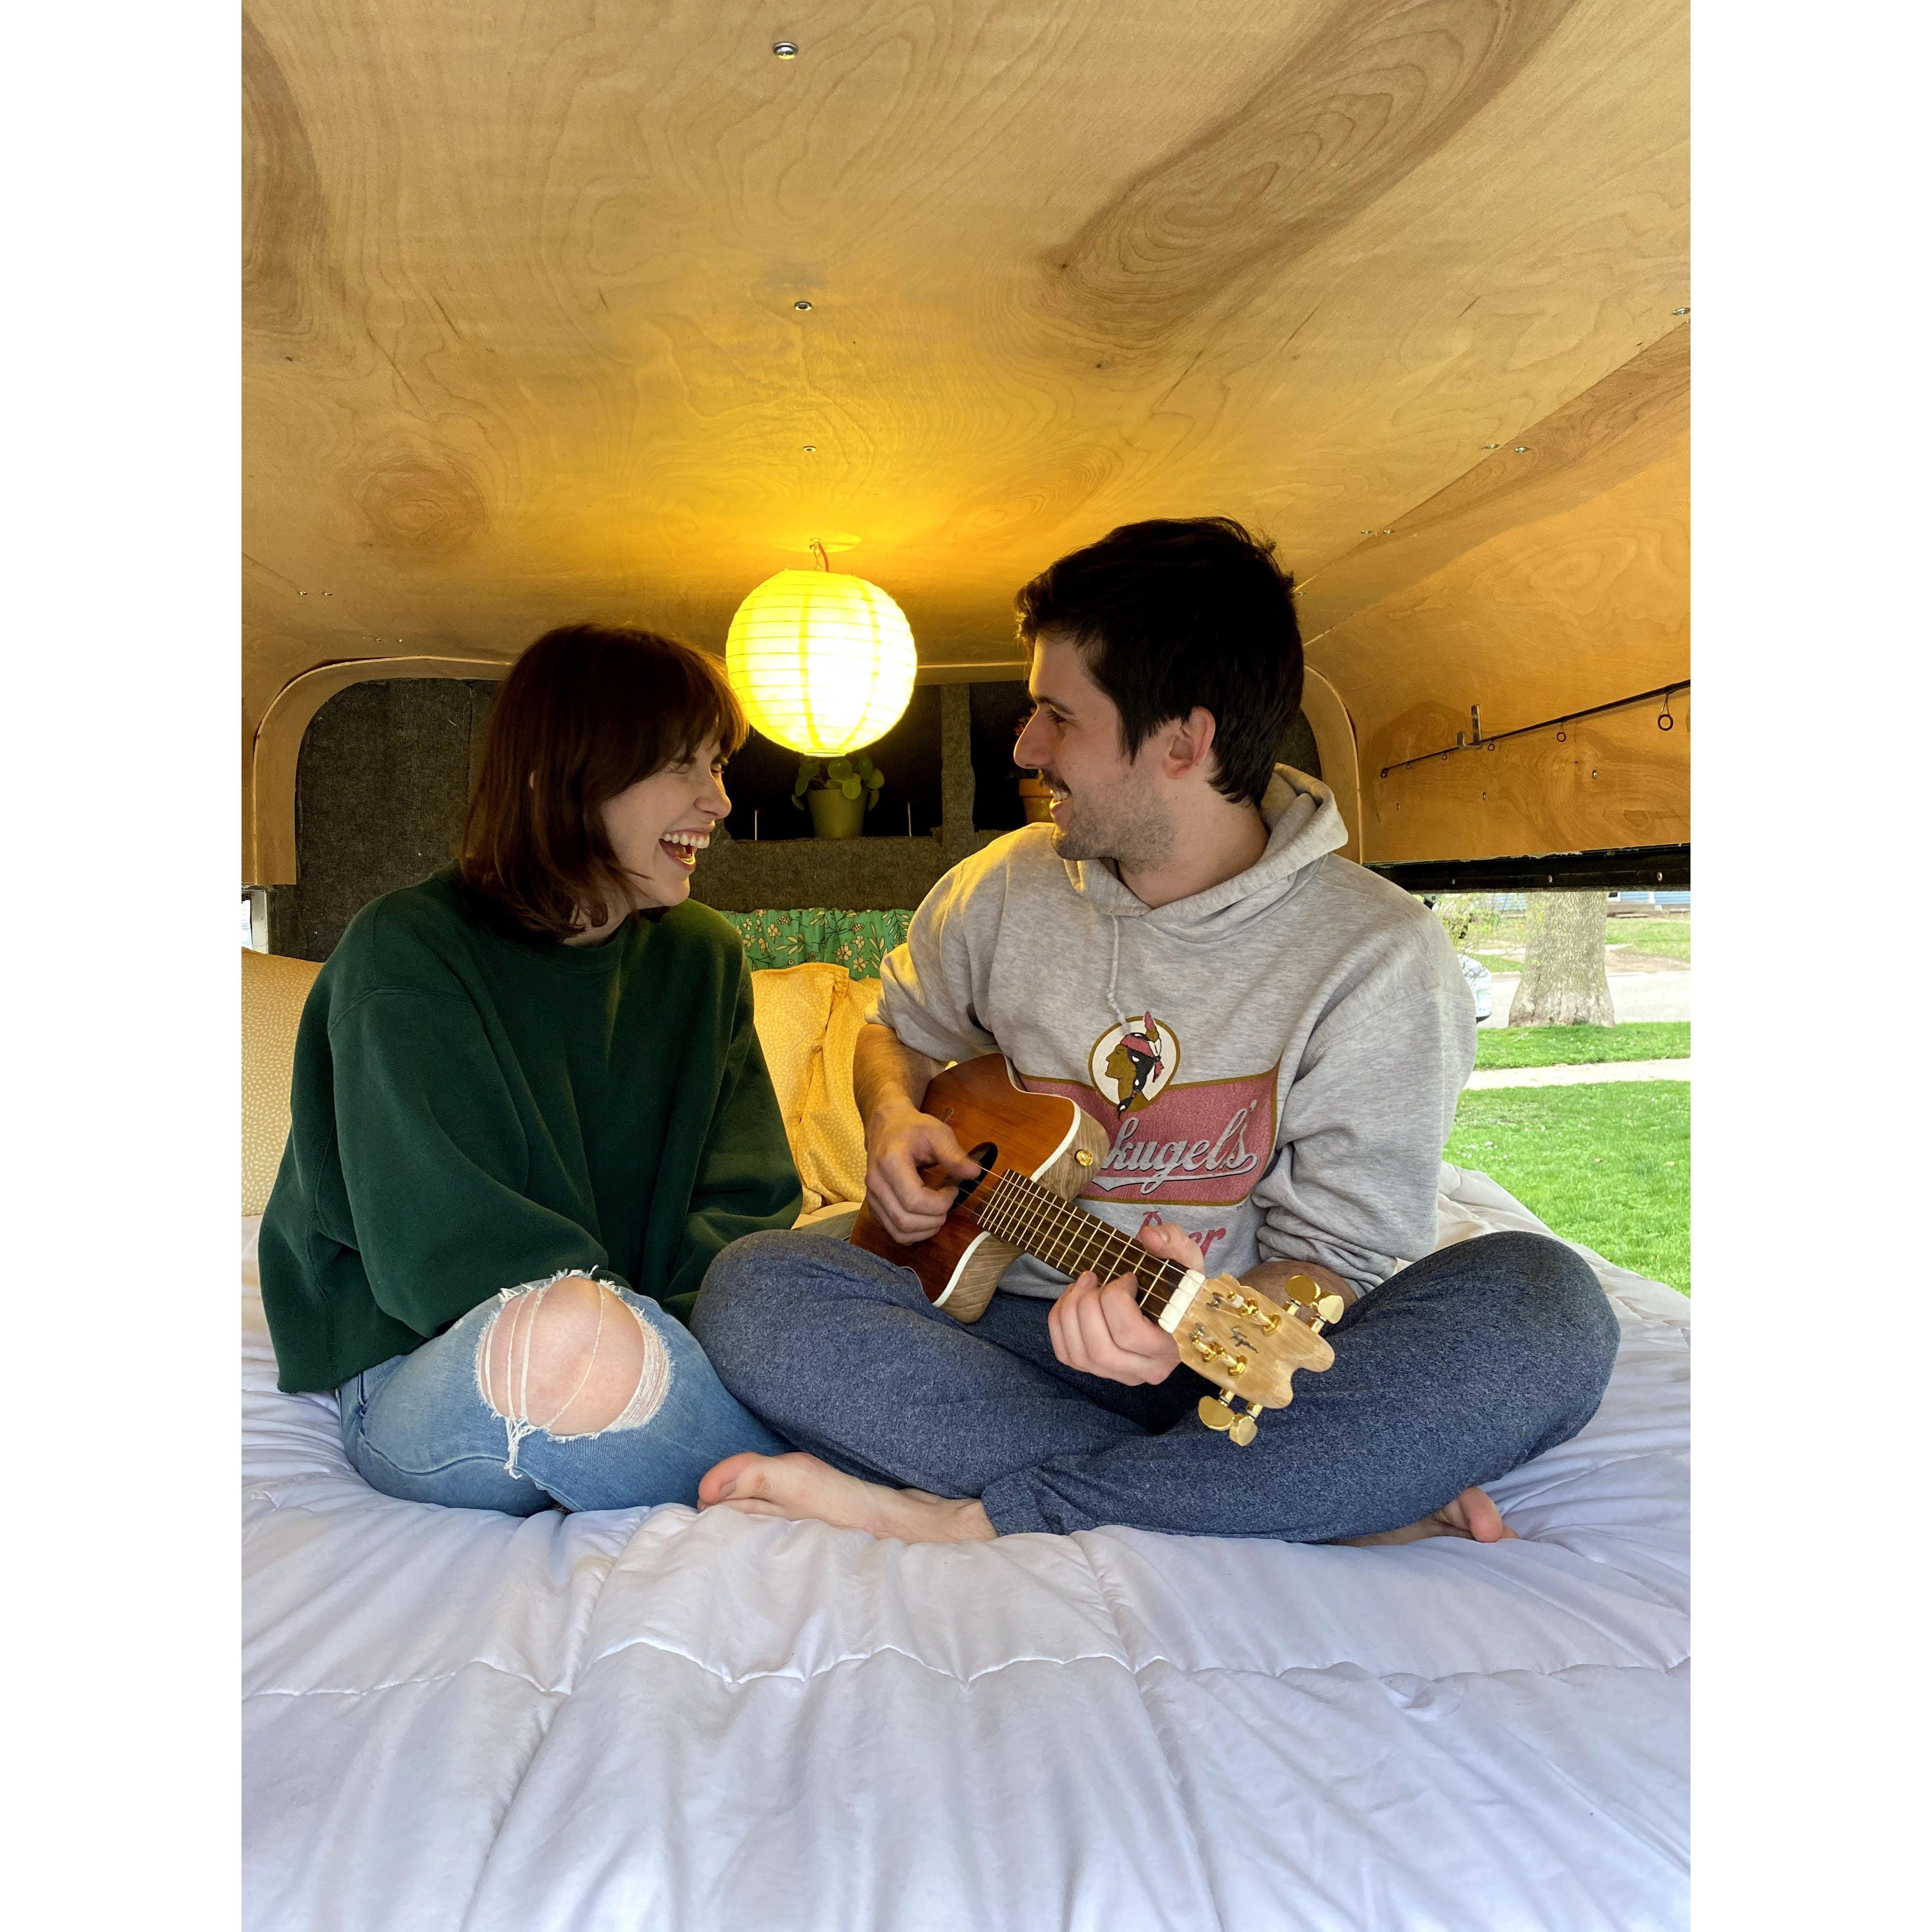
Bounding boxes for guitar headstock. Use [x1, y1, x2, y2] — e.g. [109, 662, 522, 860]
[1180, 1274, 1337, 1445]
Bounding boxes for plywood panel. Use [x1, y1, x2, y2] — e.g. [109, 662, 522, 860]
[1311, 435, 1688, 862]
[242, 0, 1687, 666]
[1363, 692, 1688, 862]
[1297, 324, 1688, 641]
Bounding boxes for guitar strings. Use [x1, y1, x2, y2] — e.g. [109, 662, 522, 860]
[970, 1162, 1185, 1317]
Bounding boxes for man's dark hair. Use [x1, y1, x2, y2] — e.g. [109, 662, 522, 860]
[1013, 517, 1302, 808]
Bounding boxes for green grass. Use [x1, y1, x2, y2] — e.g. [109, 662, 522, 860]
[1474, 1021, 1690, 1070]
[1605, 916, 1690, 962]
[1441, 907, 1689, 975]
[1447, 1083, 1689, 1294]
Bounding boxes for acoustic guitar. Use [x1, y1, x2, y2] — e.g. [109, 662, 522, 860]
[849, 1055, 1341, 1445]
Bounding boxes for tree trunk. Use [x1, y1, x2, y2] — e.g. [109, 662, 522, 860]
[1507, 891, 1615, 1027]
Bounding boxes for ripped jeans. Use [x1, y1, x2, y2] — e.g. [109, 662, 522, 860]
[335, 1272, 788, 1514]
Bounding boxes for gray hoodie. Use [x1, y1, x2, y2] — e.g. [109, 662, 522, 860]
[875, 767, 1475, 1300]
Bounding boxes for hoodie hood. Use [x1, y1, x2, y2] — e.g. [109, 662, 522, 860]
[1065, 765, 1347, 937]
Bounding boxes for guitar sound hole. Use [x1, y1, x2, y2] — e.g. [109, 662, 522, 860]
[954, 1142, 998, 1204]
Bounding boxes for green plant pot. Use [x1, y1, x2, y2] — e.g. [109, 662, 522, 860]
[806, 788, 867, 840]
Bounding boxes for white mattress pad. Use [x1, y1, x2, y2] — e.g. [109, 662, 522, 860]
[243, 1166, 1688, 1931]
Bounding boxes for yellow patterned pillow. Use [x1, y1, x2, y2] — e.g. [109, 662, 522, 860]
[749, 964, 848, 1211]
[794, 973, 884, 1208]
[242, 949, 324, 1214]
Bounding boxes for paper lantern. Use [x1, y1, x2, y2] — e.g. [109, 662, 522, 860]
[725, 566, 917, 755]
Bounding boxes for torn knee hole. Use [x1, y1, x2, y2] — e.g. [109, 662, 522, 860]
[476, 1274, 669, 1441]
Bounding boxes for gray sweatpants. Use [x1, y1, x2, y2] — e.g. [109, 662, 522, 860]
[691, 1228, 1620, 1540]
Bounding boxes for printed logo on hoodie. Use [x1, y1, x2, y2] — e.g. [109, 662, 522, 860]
[1089, 1012, 1180, 1114]
[1021, 1016, 1280, 1207]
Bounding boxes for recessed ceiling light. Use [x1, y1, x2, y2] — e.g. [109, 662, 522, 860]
[802, 444, 816, 452]
[1514, 446, 1529, 453]
[773, 42, 798, 58]
[1672, 306, 1690, 316]
[794, 299, 813, 311]
[1482, 443, 1500, 450]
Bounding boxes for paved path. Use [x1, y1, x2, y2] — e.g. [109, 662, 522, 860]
[1479, 967, 1690, 1028]
[1466, 1059, 1691, 1090]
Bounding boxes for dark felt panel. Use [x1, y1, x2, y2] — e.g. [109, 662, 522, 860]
[270, 674, 1323, 959]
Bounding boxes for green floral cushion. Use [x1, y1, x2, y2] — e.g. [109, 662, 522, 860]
[720, 908, 915, 979]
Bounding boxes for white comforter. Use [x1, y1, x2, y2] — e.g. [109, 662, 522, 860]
[243, 1168, 1688, 1932]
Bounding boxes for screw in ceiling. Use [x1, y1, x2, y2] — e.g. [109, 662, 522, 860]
[773, 42, 798, 58]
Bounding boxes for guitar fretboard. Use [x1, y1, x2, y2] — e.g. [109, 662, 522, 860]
[972, 1167, 1189, 1324]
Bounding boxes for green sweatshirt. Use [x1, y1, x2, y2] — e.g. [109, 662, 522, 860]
[258, 868, 803, 1393]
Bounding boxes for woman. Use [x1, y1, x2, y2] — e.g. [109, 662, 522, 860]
[259, 623, 801, 1513]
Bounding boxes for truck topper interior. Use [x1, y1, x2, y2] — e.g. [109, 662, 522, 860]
[240, 5, 1690, 1928]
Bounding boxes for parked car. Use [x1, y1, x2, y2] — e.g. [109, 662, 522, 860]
[1460, 953, 1493, 1021]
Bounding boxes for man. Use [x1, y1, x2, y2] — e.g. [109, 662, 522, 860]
[692, 518, 1619, 1544]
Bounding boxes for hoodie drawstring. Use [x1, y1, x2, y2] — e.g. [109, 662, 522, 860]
[1104, 919, 1121, 1024]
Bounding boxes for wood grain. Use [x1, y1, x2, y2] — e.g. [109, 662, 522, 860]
[242, 0, 1688, 871]
[1030, 0, 1584, 371]
[1297, 324, 1689, 640]
[1362, 690, 1690, 863]
[1317, 437, 1690, 862]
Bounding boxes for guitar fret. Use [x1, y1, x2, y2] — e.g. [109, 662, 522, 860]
[967, 1167, 1185, 1322]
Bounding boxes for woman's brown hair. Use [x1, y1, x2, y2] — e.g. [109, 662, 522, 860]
[460, 623, 746, 940]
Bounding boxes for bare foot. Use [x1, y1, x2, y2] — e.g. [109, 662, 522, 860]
[1343, 1484, 1521, 1547]
[697, 1451, 996, 1545]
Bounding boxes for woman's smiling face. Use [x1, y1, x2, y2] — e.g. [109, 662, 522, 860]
[595, 736, 731, 915]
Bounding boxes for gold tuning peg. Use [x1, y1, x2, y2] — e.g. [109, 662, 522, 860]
[1286, 1276, 1346, 1329]
[1201, 1392, 1264, 1444]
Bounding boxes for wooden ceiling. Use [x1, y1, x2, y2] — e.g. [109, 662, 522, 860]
[243, 0, 1688, 862]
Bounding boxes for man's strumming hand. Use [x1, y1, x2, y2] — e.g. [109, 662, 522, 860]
[862, 1100, 982, 1245]
[1048, 1221, 1199, 1387]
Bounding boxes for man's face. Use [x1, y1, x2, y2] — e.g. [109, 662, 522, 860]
[1012, 634, 1174, 868]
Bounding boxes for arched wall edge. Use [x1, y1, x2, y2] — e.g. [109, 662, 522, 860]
[244, 655, 1034, 884]
[246, 656, 511, 885]
[1298, 668, 1360, 862]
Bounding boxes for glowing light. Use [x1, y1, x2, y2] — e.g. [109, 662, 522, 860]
[725, 566, 917, 755]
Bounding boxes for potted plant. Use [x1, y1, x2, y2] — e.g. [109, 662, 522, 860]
[1015, 772, 1055, 824]
[1012, 714, 1055, 824]
[792, 753, 885, 840]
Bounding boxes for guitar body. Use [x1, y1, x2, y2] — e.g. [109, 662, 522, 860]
[848, 1056, 1111, 1322]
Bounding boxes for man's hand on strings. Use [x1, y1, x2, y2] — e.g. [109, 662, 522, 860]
[1047, 1221, 1200, 1386]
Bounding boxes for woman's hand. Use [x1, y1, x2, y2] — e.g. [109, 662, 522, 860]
[1047, 1221, 1201, 1386]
